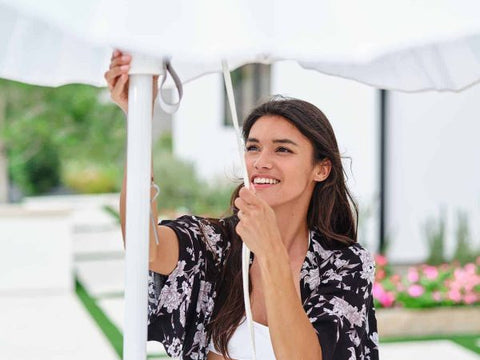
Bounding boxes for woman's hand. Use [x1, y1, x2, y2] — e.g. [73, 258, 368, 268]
[234, 186, 283, 258]
[104, 50, 158, 113]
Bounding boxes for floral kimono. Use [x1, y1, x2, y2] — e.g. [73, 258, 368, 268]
[148, 215, 379, 360]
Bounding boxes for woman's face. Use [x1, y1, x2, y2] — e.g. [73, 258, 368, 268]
[245, 115, 328, 210]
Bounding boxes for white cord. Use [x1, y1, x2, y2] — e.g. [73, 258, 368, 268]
[222, 60, 256, 360]
[150, 181, 160, 245]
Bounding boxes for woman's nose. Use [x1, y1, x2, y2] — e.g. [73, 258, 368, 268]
[253, 151, 272, 169]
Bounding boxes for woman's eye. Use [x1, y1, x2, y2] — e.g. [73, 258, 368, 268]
[276, 147, 292, 153]
[246, 145, 259, 152]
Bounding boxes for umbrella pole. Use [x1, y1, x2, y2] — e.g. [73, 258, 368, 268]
[124, 74, 153, 360]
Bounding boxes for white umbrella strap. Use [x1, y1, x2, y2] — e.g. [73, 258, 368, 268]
[221, 60, 256, 360]
[157, 58, 183, 114]
[150, 182, 160, 245]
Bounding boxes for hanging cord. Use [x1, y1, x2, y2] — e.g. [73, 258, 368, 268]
[222, 60, 257, 360]
[157, 58, 183, 114]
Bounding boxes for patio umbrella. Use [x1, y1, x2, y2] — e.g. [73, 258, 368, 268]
[1, 1, 480, 359]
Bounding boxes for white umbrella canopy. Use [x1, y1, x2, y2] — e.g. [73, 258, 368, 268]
[2, 0, 480, 91]
[2, 1, 480, 359]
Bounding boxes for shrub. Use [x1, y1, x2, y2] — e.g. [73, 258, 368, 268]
[152, 151, 235, 218]
[373, 255, 480, 309]
[8, 140, 60, 195]
[453, 211, 477, 265]
[424, 211, 447, 265]
[62, 160, 120, 193]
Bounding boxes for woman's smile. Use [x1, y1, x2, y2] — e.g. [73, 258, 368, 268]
[251, 175, 281, 190]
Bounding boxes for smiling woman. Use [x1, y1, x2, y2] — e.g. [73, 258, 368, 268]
[107, 52, 378, 360]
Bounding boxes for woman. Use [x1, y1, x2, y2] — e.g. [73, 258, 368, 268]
[106, 51, 379, 360]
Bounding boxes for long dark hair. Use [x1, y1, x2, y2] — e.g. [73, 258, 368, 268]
[207, 97, 358, 359]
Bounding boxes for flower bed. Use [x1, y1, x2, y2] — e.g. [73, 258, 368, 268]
[373, 255, 480, 337]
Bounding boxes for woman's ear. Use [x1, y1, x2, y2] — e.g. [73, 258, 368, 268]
[314, 158, 332, 182]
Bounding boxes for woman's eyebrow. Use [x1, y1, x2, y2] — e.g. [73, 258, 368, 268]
[273, 139, 298, 146]
[246, 137, 298, 146]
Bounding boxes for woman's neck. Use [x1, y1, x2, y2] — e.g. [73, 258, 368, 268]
[273, 202, 310, 255]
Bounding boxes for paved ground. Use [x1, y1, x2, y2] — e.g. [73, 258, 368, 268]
[0, 293, 118, 360]
[2, 194, 480, 359]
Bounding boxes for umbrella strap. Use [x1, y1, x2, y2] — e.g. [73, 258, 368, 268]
[150, 182, 160, 245]
[221, 60, 256, 360]
[157, 59, 183, 114]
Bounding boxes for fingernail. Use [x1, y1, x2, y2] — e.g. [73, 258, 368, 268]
[120, 65, 130, 71]
[121, 54, 131, 60]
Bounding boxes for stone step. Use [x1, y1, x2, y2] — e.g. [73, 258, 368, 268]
[380, 340, 480, 360]
[73, 228, 124, 255]
[97, 297, 168, 356]
[0, 293, 118, 360]
[75, 259, 125, 297]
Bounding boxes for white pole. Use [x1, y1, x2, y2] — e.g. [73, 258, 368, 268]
[124, 73, 153, 360]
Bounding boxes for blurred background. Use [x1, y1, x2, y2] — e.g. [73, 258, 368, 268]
[1, 61, 479, 359]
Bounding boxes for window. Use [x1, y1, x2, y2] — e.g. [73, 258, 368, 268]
[224, 63, 271, 127]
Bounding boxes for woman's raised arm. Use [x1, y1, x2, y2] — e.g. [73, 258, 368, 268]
[107, 50, 178, 275]
[119, 167, 179, 275]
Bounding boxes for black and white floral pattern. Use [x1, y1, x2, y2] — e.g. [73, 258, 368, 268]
[148, 215, 379, 360]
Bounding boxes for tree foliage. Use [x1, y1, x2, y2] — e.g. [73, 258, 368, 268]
[0, 79, 126, 195]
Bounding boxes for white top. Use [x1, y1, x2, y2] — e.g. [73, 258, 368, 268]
[207, 317, 276, 359]
[207, 234, 311, 359]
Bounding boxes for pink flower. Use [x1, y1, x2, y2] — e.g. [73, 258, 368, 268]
[432, 291, 442, 302]
[440, 264, 450, 272]
[380, 291, 395, 307]
[464, 263, 476, 275]
[448, 289, 462, 303]
[407, 268, 419, 283]
[422, 266, 438, 280]
[463, 275, 480, 292]
[463, 293, 477, 305]
[375, 254, 388, 267]
[454, 268, 466, 281]
[408, 284, 424, 298]
[373, 282, 385, 299]
[376, 269, 386, 281]
[373, 283, 396, 308]
[390, 274, 401, 284]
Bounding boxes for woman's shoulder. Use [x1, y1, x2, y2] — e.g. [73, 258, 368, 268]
[310, 229, 375, 276]
[160, 214, 223, 234]
[160, 214, 235, 263]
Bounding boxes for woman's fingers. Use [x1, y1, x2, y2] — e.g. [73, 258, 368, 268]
[238, 187, 261, 207]
[111, 49, 121, 60]
[107, 50, 160, 113]
[234, 196, 256, 212]
[104, 66, 129, 90]
[111, 74, 128, 102]
[105, 51, 130, 88]
[109, 54, 131, 69]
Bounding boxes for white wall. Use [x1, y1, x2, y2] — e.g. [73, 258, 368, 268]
[387, 86, 480, 263]
[173, 73, 241, 183]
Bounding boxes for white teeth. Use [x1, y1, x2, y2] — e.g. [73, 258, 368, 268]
[253, 177, 280, 184]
